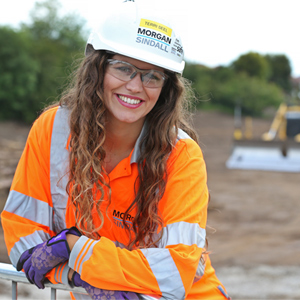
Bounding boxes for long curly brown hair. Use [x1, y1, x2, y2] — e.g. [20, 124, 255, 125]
[55, 50, 198, 249]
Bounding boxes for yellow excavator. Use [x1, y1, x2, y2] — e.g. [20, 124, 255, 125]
[261, 103, 300, 142]
[226, 103, 300, 172]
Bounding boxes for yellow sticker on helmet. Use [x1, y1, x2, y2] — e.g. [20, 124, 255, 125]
[140, 19, 172, 37]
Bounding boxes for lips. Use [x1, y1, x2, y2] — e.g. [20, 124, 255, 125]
[118, 95, 142, 105]
[115, 94, 144, 109]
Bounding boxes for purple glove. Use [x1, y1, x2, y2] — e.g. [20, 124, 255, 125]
[72, 272, 141, 300]
[17, 227, 81, 289]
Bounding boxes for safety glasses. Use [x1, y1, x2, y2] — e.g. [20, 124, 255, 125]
[106, 59, 168, 88]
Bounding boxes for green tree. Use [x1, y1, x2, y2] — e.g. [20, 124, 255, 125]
[213, 73, 284, 115]
[0, 27, 39, 122]
[265, 54, 292, 92]
[25, 0, 86, 50]
[183, 64, 214, 100]
[20, 0, 87, 112]
[231, 52, 270, 80]
[0, 0, 87, 123]
[184, 62, 284, 116]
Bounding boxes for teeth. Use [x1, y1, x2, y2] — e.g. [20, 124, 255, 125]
[119, 95, 141, 105]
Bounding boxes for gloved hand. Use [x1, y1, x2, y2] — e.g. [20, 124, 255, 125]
[72, 272, 141, 300]
[16, 227, 81, 289]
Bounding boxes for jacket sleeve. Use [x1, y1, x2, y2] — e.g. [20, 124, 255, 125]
[68, 137, 209, 299]
[0, 108, 58, 267]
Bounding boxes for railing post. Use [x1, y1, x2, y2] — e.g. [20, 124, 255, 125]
[0, 262, 86, 299]
[50, 287, 56, 300]
[12, 280, 17, 300]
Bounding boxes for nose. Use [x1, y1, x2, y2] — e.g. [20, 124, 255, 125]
[125, 72, 144, 93]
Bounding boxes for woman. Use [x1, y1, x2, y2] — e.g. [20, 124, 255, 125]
[1, 1, 230, 299]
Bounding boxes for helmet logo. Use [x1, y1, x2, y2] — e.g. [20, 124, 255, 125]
[173, 39, 183, 56]
[136, 19, 173, 54]
[139, 19, 172, 37]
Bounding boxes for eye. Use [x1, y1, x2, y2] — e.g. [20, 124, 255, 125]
[144, 71, 163, 82]
[113, 63, 133, 75]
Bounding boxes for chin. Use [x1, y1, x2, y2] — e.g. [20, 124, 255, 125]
[117, 114, 144, 124]
[120, 118, 140, 124]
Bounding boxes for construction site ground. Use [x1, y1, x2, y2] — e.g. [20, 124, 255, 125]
[0, 110, 299, 299]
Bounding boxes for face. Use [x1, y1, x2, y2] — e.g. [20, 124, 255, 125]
[103, 54, 164, 127]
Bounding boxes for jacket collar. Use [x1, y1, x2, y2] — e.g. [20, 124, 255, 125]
[130, 121, 148, 164]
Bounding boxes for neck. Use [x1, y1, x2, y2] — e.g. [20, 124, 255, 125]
[103, 118, 145, 174]
[104, 118, 145, 155]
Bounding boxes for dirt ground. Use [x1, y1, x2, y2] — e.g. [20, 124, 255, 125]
[0, 110, 299, 299]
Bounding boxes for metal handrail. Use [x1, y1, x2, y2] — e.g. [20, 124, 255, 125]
[0, 262, 86, 300]
[0, 262, 159, 300]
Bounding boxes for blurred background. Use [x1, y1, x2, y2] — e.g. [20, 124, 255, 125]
[0, 0, 299, 299]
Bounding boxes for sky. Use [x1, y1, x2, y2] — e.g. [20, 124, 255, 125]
[1, 0, 300, 77]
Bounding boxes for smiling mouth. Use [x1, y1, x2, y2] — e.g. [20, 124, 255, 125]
[118, 95, 142, 105]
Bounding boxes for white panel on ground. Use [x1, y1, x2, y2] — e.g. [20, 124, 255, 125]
[226, 146, 300, 172]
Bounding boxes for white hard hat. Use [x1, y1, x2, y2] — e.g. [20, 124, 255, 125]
[85, 1, 185, 74]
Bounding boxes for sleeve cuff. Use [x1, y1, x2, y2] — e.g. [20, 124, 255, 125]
[53, 262, 72, 286]
[68, 235, 99, 275]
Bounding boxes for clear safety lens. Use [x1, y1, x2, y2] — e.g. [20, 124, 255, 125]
[106, 59, 167, 88]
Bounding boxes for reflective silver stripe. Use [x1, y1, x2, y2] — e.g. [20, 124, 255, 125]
[194, 258, 205, 283]
[158, 222, 206, 248]
[159, 223, 207, 280]
[140, 248, 185, 299]
[69, 236, 98, 275]
[50, 107, 70, 232]
[145, 222, 206, 295]
[177, 128, 191, 140]
[9, 230, 50, 267]
[4, 190, 53, 230]
[177, 128, 192, 142]
[54, 264, 63, 282]
[54, 263, 70, 285]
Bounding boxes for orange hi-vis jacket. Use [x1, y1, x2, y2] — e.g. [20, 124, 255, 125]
[1, 106, 229, 300]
